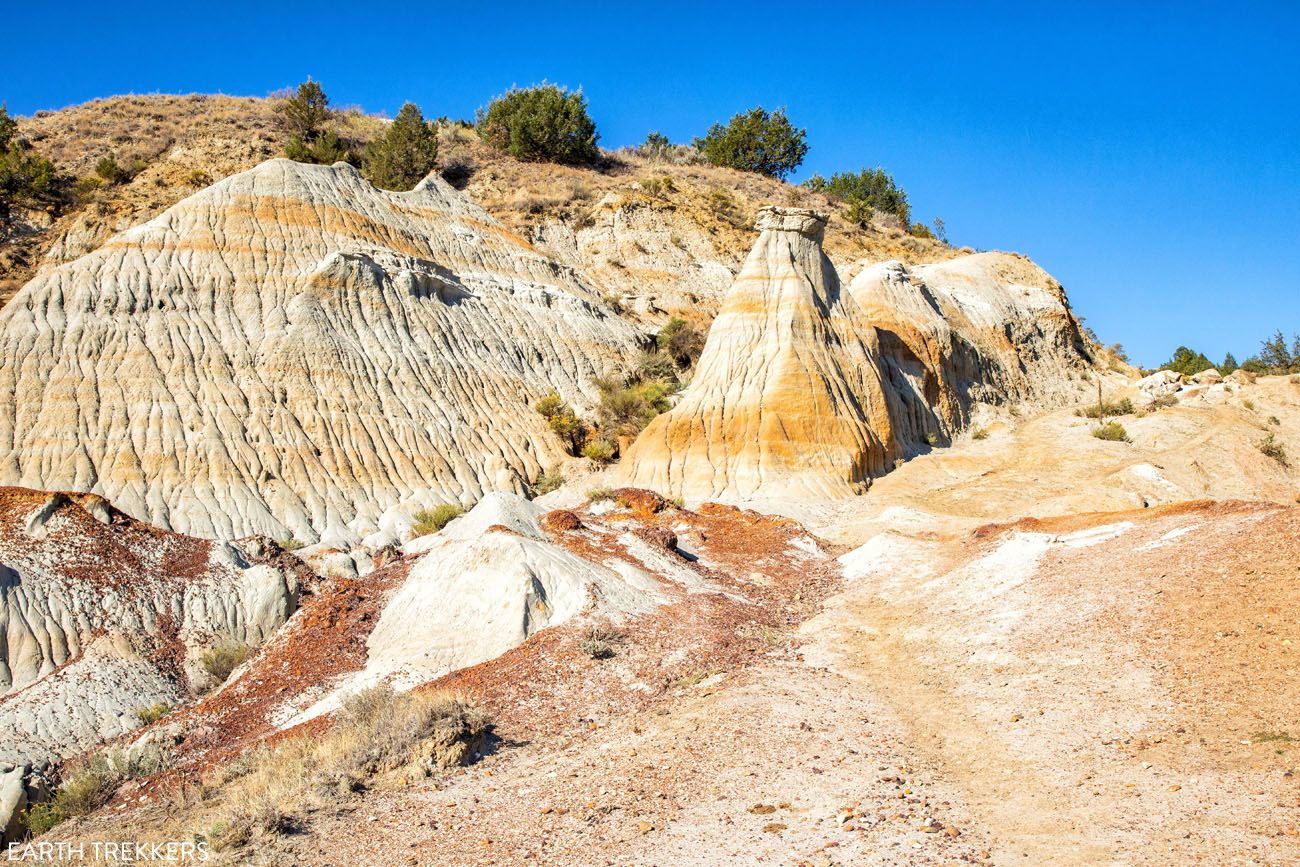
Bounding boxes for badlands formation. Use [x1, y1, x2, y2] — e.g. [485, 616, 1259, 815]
[618, 206, 1091, 501]
[0, 158, 641, 543]
[0, 97, 1296, 866]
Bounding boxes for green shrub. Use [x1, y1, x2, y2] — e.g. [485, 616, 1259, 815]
[285, 128, 354, 165]
[94, 153, 127, 185]
[0, 105, 63, 221]
[1075, 397, 1135, 419]
[657, 318, 706, 368]
[844, 198, 875, 228]
[634, 351, 677, 383]
[24, 801, 66, 835]
[580, 439, 616, 464]
[532, 467, 564, 496]
[695, 106, 808, 179]
[201, 641, 251, 684]
[411, 504, 465, 536]
[595, 376, 675, 439]
[135, 702, 171, 725]
[534, 391, 588, 454]
[805, 167, 910, 227]
[1092, 422, 1130, 442]
[476, 84, 599, 165]
[640, 175, 674, 198]
[638, 131, 671, 160]
[910, 221, 936, 239]
[1160, 346, 1215, 377]
[364, 102, 438, 190]
[1269, 416, 1281, 426]
[586, 487, 614, 502]
[1258, 433, 1288, 466]
[971, 426, 989, 440]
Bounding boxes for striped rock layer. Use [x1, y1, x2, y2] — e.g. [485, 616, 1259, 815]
[618, 207, 1092, 501]
[0, 160, 641, 542]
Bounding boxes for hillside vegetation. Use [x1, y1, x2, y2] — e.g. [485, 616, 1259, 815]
[2, 91, 962, 315]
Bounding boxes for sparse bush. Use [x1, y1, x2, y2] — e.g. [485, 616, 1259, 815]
[657, 317, 706, 368]
[971, 426, 989, 440]
[580, 438, 616, 464]
[579, 624, 622, 660]
[586, 487, 614, 502]
[476, 84, 599, 165]
[1149, 393, 1179, 410]
[1258, 433, 1288, 466]
[364, 102, 438, 191]
[534, 391, 588, 454]
[94, 153, 127, 185]
[910, 221, 936, 239]
[925, 432, 939, 445]
[805, 167, 911, 228]
[411, 504, 464, 536]
[1075, 397, 1135, 419]
[279, 536, 304, 551]
[695, 106, 808, 179]
[638, 131, 671, 160]
[1092, 421, 1131, 442]
[0, 106, 63, 220]
[634, 351, 677, 383]
[24, 802, 65, 836]
[532, 467, 564, 496]
[1269, 416, 1281, 426]
[595, 376, 675, 439]
[135, 702, 171, 725]
[201, 640, 251, 684]
[285, 128, 353, 166]
[639, 175, 674, 198]
[186, 169, 212, 187]
[205, 687, 487, 849]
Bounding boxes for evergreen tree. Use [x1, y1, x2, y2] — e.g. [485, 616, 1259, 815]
[278, 79, 332, 143]
[1161, 346, 1214, 376]
[1220, 352, 1238, 374]
[694, 107, 808, 179]
[1259, 330, 1294, 372]
[364, 103, 439, 191]
[476, 84, 599, 165]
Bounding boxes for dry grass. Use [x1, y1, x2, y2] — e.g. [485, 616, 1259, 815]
[201, 686, 487, 851]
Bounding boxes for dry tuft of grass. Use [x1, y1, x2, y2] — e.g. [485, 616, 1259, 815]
[1257, 433, 1288, 466]
[411, 504, 464, 536]
[201, 686, 487, 851]
[1092, 421, 1131, 442]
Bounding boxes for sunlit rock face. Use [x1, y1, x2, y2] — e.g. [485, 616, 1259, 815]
[618, 207, 1092, 502]
[0, 159, 642, 542]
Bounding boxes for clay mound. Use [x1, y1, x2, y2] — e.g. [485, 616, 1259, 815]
[0, 486, 308, 770]
[618, 207, 1093, 502]
[0, 158, 642, 542]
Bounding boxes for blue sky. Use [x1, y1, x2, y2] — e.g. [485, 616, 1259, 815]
[3, 1, 1297, 366]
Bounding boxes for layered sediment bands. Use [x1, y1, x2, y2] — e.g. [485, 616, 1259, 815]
[619, 208, 1092, 501]
[0, 160, 642, 541]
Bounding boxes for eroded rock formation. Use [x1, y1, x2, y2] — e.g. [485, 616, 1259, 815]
[0, 486, 307, 770]
[0, 159, 643, 542]
[618, 207, 1093, 501]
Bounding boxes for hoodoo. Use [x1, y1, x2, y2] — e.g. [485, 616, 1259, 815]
[618, 207, 1094, 502]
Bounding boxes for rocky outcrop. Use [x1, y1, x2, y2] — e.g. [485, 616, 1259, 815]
[0, 487, 306, 768]
[618, 207, 1093, 502]
[0, 159, 643, 543]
